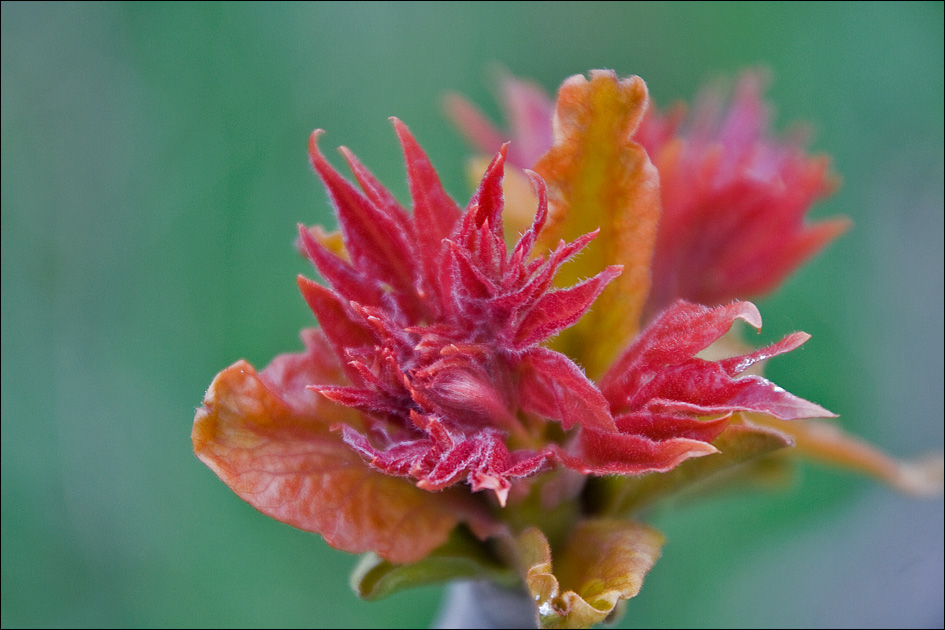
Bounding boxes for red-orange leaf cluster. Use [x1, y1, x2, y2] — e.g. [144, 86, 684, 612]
[191, 70, 879, 628]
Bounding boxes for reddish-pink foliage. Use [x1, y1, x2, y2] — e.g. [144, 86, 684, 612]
[192, 332, 475, 564]
[641, 73, 850, 316]
[195, 117, 831, 561]
[447, 72, 848, 320]
[560, 300, 833, 475]
[296, 122, 832, 500]
[300, 123, 623, 506]
[445, 73, 555, 169]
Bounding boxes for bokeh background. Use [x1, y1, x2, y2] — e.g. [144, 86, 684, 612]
[2, 2, 942, 627]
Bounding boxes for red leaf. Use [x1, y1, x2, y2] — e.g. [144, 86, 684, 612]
[601, 301, 761, 402]
[308, 131, 419, 302]
[465, 144, 508, 238]
[297, 224, 384, 307]
[296, 275, 375, 366]
[393, 118, 461, 310]
[518, 347, 615, 432]
[338, 146, 413, 233]
[514, 265, 622, 348]
[643, 72, 848, 316]
[602, 300, 833, 421]
[615, 411, 730, 443]
[558, 428, 719, 475]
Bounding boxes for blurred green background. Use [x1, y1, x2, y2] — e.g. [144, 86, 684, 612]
[2, 2, 942, 627]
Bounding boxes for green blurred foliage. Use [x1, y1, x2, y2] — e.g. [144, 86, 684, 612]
[2, 2, 941, 627]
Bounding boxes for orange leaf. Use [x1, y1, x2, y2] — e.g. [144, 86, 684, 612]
[193, 359, 466, 564]
[752, 414, 944, 497]
[534, 70, 661, 377]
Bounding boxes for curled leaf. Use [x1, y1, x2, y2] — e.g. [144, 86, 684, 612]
[601, 300, 834, 422]
[516, 520, 664, 629]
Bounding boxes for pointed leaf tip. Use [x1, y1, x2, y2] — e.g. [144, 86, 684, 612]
[308, 129, 326, 161]
[734, 301, 763, 330]
[470, 144, 509, 230]
[392, 116, 462, 312]
[595, 416, 797, 516]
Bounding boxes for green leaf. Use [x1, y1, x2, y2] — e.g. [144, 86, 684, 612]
[350, 527, 518, 601]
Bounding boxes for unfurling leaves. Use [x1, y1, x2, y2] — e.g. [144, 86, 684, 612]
[192, 65, 942, 630]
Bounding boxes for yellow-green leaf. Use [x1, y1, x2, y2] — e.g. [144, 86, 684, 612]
[350, 527, 518, 601]
[516, 520, 664, 629]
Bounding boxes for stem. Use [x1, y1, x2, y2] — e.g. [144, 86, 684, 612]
[432, 580, 538, 629]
